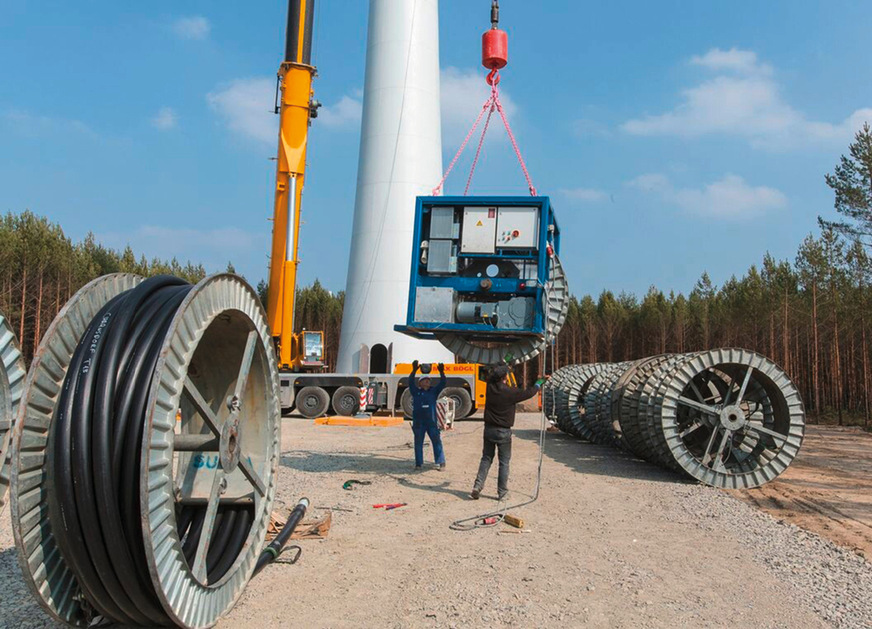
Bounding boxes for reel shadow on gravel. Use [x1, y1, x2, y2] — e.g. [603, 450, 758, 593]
[513, 428, 693, 485]
[0, 546, 56, 628]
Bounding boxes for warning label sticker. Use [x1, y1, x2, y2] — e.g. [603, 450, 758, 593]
[476, 220, 483, 226]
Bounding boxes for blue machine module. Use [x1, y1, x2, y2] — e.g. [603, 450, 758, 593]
[395, 196, 561, 344]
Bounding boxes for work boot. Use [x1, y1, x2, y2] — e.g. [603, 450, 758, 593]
[497, 492, 508, 501]
[470, 488, 480, 500]
[437, 463, 445, 471]
[415, 465, 423, 470]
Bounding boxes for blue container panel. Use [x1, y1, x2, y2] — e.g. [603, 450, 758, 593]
[402, 196, 560, 338]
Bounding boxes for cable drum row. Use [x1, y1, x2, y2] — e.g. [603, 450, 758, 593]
[9, 273, 281, 628]
[543, 349, 806, 489]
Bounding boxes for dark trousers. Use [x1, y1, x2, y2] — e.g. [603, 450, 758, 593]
[473, 425, 512, 497]
[412, 417, 445, 466]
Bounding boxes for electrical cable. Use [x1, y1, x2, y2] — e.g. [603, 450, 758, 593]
[46, 276, 255, 625]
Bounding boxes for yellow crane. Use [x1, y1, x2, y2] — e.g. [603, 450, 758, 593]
[266, 0, 324, 372]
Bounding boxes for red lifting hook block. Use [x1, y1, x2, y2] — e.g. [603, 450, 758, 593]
[482, 28, 508, 72]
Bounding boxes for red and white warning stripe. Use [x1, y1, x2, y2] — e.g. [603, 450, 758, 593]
[436, 398, 455, 431]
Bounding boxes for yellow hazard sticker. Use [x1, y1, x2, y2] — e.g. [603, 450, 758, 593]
[476, 220, 483, 226]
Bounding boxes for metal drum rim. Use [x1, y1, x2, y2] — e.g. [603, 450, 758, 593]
[10, 273, 143, 626]
[140, 273, 280, 628]
[658, 347, 806, 489]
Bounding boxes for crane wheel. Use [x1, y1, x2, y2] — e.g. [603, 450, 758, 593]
[331, 386, 361, 417]
[440, 387, 473, 419]
[296, 386, 330, 418]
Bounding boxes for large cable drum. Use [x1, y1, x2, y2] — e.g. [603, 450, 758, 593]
[10, 273, 280, 628]
[553, 349, 805, 489]
[0, 308, 26, 513]
[656, 348, 805, 489]
[562, 363, 609, 440]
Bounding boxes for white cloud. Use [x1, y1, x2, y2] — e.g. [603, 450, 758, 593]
[207, 77, 362, 143]
[627, 173, 671, 193]
[560, 187, 608, 202]
[440, 67, 518, 147]
[690, 48, 771, 75]
[622, 48, 872, 149]
[627, 173, 787, 219]
[172, 16, 211, 41]
[207, 78, 276, 144]
[151, 107, 178, 131]
[1, 109, 95, 138]
[318, 95, 362, 129]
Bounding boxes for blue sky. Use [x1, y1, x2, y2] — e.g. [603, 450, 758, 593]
[2, 1, 871, 299]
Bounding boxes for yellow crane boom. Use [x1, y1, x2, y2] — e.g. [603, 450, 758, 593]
[267, 0, 324, 371]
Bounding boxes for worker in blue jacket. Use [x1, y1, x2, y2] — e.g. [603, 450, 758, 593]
[408, 360, 447, 470]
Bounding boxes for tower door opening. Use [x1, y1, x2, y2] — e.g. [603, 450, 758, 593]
[370, 343, 389, 374]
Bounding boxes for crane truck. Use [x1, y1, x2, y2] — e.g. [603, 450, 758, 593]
[265, 0, 487, 419]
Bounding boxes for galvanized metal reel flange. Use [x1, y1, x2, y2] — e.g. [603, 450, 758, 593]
[0, 309, 26, 513]
[11, 273, 280, 628]
[607, 357, 647, 446]
[561, 364, 606, 434]
[656, 348, 805, 489]
[637, 354, 696, 470]
[554, 364, 589, 436]
[593, 362, 636, 447]
[562, 363, 609, 440]
[583, 362, 631, 446]
[11, 273, 142, 626]
[647, 359, 740, 475]
[436, 254, 569, 366]
[542, 364, 578, 424]
[616, 354, 676, 459]
[142, 273, 280, 627]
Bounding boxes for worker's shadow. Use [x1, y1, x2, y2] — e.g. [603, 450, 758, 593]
[390, 475, 471, 501]
[280, 449, 413, 475]
[512, 428, 689, 485]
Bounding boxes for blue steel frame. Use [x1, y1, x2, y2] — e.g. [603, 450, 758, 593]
[395, 196, 561, 342]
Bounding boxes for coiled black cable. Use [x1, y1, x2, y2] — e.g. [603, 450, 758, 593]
[46, 276, 253, 625]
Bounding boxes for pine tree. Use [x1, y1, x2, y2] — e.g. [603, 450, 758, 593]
[819, 123, 872, 245]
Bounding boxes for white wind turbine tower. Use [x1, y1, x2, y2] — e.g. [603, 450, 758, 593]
[337, 0, 453, 373]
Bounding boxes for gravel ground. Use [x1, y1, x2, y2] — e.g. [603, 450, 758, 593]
[1, 413, 871, 628]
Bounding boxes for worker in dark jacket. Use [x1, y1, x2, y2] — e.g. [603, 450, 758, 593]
[471, 365, 541, 500]
[408, 360, 447, 470]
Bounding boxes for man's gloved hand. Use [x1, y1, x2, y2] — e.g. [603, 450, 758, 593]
[437, 362, 445, 374]
[412, 360, 419, 370]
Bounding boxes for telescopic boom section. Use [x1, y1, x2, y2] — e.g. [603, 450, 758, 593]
[267, 0, 317, 369]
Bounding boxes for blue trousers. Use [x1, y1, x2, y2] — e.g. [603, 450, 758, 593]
[412, 417, 445, 466]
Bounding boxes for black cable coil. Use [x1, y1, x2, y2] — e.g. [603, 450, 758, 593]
[47, 275, 253, 625]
